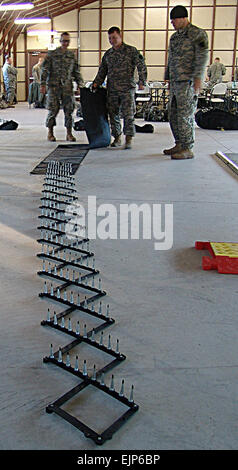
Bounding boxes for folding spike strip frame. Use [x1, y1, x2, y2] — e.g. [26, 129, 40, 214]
[37, 162, 139, 445]
[195, 241, 238, 274]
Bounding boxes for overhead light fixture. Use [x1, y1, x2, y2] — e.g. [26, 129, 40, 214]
[15, 18, 51, 24]
[27, 30, 58, 36]
[0, 3, 34, 10]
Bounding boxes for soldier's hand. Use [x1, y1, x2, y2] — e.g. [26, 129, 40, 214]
[194, 78, 202, 95]
[40, 85, 46, 95]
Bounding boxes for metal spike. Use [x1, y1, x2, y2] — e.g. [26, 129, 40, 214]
[91, 329, 95, 342]
[129, 385, 134, 403]
[119, 379, 125, 397]
[47, 308, 51, 322]
[58, 348, 63, 363]
[50, 284, 54, 295]
[106, 304, 110, 318]
[92, 276, 95, 288]
[77, 293, 81, 306]
[44, 282, 47, 294]
[53, 312, 57, 325]
[100, 373, 105, 386]
[72, 270, 75, 282]
[83, 360, 87, 376]
[84, 296, 87, 308]
[99, 331, 103, 346]
[66, 268, 69, 280]
[54, 265, 57, 275]
[68, 318, 72, 331]
[92, 364, 96, 381]
[50, 344, 54, 359]
[98, 301, 102, 315]
[61, 317, 65, 328]
[66, 352, 71, 367]
[76, 320, 80, 335]
[116, 339, 120, 354]
[98, 278, 102, 290]
[92, 258, 95, 269]
[109, 375, 115, 391]
[107, 335, 112, 350]
[57, 287, 60, 299]
[42, 260, 46, 272]
[91, 301, 95, 312]
[70, 291, 74, 304]
[64, 291, 67, 301]
[74, 355, 79, 371]
[83, 324, 87, 338]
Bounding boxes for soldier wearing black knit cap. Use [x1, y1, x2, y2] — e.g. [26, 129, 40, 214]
[164, 5, 209, 159]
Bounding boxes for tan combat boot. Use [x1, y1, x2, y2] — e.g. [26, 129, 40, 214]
[47, 127, 56, 142]
[163, 143, 181, 155]
[125, 136, 133, 149]
[171, 149, 194, 160]
[111, 134, 122, 147]
[66, 128, 76, 142]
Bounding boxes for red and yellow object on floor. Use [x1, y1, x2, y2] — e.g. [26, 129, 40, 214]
[195, 241, 238, 274]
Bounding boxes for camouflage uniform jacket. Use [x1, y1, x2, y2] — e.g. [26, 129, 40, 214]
[32, 63, 42, 83]
[40, 47, 83, 90]
[207, 62, 226, 83]
[165, 23, 209, 82]
[94, 42, 147, 92]
[2, 63, 17, 87]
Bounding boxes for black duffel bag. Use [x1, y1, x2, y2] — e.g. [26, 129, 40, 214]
[195, 109, 238, 130]
[80, 87, 111, 148]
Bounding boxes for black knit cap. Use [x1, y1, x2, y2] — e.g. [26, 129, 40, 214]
[170, 5, 188, 19]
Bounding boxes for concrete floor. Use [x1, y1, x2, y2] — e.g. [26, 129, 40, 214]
[0, 103, 238, 450]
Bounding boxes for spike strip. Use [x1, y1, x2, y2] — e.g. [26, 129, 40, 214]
[38, 161, 139, 445]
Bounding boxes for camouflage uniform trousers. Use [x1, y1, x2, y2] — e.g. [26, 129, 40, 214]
[5, 85, 16, 105]
[46, 86, 75, 129]
[107, 89, 136, 137]
[168, 81, 198, 150]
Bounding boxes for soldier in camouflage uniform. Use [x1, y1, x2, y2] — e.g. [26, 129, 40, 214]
[2, 55, 17, 106]
[164, 5, 209, 159]
[32, 57, 43, 84]
[40, 32, 83, 142]
[207, 57, 226, 87]
[93, 26, 147, 149]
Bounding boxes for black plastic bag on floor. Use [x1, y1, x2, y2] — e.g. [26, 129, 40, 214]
[135, 123, 154, 133]
[0, 119, 18, 130]
[80, 87, 111, 148]
[195, 109, 238, 130]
